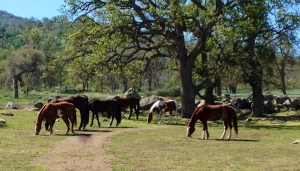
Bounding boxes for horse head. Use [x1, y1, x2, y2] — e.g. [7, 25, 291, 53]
[147, 112, 153, 123]
[186, 125, 195, 137]
[35, 124, 42, 135]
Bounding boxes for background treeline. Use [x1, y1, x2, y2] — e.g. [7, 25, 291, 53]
[1, 0, 300, 119]
[1, 9, 299, 96]
[0, 10, 178, 96]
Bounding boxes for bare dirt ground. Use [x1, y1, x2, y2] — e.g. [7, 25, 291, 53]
[29, 127, 155, 171]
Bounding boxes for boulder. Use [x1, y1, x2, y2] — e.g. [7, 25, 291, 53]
[1, 111, 14, 116]
[33, 102, 44, 109]
[140, 95, 164, 111]
[264, 93, 275, 101]
[275, 95, 291, 105]
[263, 100, 275, 114]
[5, 102, 18, 109]
[289, 98, 300, 110]
[124, 88, 141, 101]
[0, 118, 6, 125]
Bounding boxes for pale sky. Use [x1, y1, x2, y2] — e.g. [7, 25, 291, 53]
[0, 0, 65, 20]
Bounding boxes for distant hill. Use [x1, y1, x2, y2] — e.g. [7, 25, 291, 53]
[0, 10, 37, 49]
[0, 10, 34, 28]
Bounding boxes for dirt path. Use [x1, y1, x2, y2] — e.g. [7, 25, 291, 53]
[29, 127, 156, 171]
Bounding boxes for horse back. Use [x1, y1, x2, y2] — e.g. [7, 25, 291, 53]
[89, 98, 119, 112]
[163, 100, 177, 112]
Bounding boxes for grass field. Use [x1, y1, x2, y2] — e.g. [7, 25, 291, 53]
[1, 89, 300, 170]
[1, 106, 300, 171]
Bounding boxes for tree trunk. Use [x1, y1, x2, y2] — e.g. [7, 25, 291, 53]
[177, 56, 195, 118]
[215, 78, 221, 96]
[204, 85, 215, 104]
[13, 75, 19, 99]
[251, 76, 263, 117]
[279, 65, 287, 95]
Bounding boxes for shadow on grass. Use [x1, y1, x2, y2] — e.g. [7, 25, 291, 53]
[215, 138, 259, 142]
[56, 133, 93, 137]
[244, 124, 300, 130]
[193, 137, 259, 142]
[78, 129, 113, 133]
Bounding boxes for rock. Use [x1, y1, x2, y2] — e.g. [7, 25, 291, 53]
[5, 102, 18, 109]
[124, 88, 141, 101]
[139, 95, 164, 111]
[263, 101, 275, 114]
[33, 102, 44, 109]
[1, 111, 14, 116]
[0, 118, 6, 124]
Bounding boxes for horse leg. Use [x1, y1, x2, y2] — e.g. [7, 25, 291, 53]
[62, 117, 70, 134]
[128, 107, 132, 120]
[109, 115, 114, 127]
[134, 106, 139, 120]
[155, 112, 159, 124]
[90, 112, 95, 127]
[78, 110, 84, 131]
[220, 120, 228, 140]
[227, 119, 233, 140]
[167, 111, 173, 124]
[47, 119, 54, 135]
[202, 121, 208, 139]
[95, 112, 101, 127]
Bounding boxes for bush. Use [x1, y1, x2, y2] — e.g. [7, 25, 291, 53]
[156, 87, 180, 97]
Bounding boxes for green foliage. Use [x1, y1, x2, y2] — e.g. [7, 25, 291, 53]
[156, 87, 180, 97]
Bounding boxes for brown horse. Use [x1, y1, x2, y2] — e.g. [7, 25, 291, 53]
[147, 100, 179, 124]
[47, 94, 89, 130]
[186, 104, 238, 140]
[113, 96, 140, 120]
[35, 102, 77, 135]
[88, 98, 122, 127]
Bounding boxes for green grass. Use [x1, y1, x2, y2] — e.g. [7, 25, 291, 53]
[107, 112, 300, 171]
[1, 90, 300, 171]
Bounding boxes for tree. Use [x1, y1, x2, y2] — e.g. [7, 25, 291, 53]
[219, 0, 300, 116]
[62, 0, 233, 118]
[1, 45, 45, 98]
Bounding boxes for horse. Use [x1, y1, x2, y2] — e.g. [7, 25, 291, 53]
[47, 94, 89, 130]
[186, 103, 238, 140]
[113, 96, 140, 120]
[147, 99, 179, 124]
[88, 98, 122, 127]
[35, 102, 77, 135]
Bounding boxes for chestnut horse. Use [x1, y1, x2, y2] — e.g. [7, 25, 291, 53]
[35, 102, 77, 135]
[186, 104, 238, 140]
[147, 99, 179, 124]
[113, 96, 140, 120]
[47, 94, 89, 130]
[88, 98, 122, 127]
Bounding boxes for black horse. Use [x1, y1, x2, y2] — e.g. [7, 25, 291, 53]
[46, 94, 89, 130]
[113, 96, 140, 120]
[88, 98, 122, 127]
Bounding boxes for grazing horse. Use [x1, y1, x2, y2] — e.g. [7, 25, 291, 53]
[47, 94, 89, 130]
[88, 98, 122, 127]
[147, 100, 179, 124]
[186, 104, 238, 140]
[35, 102, 77, 135]
[113, 96, 140, 120]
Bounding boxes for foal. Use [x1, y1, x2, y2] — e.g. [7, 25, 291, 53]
[147, 99, 179, 124]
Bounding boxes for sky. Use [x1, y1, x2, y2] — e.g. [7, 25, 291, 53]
[0, 0, 65, 20]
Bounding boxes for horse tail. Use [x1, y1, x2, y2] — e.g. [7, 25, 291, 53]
[116, 103, 122, 126]
[231, 107, 238, 135]
[137, 99, 140, 116]
[84, 98, 90, 125]
[73, 106, 77, 127]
